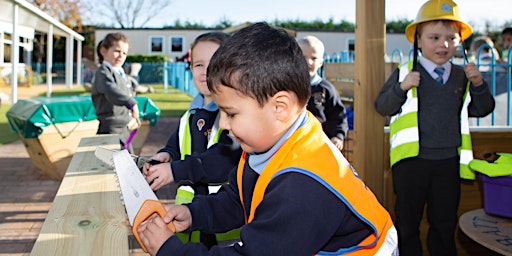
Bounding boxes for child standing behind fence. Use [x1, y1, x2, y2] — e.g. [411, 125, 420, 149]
[298, 36, 349, 151]
[91, 33, 139, 153]
[375, 0, 495, 254]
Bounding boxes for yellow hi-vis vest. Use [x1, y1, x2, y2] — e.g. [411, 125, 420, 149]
[178, 110, 222, 160]
[389, 62, 474, 179]
[175, 110, 240, 242]
[237, 112, 398, 255]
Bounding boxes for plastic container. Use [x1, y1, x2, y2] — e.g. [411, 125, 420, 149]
[480, 174, 512, 218]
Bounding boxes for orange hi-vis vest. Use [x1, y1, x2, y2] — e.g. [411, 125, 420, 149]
[237, 112, 398, 255]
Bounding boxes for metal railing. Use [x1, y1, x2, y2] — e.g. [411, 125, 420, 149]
[323, 46, 512, 127]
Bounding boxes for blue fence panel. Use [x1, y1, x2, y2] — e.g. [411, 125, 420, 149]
[163, 62, 197, 97]
[31, 62, 67, 83]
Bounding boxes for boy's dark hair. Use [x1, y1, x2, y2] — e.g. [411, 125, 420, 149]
[502, 27, 512, 36]
[207, 22, 311, 107]
[190, 32, 230, 61]
[99, 33, 129, 58]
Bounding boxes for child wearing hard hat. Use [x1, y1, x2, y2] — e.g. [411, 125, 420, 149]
[375, 0, 495, 255]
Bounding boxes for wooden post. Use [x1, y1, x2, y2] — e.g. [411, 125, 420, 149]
[354, 0, 386, 200]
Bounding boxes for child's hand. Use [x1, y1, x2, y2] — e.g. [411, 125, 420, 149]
[163, 205, 192, 232]
[400, 71, 420, 91]
[330, 137, 344, 151]
[464, 62, 484, 86]
[131, 103, 140, 120]
[142, 152, 171, 176]
[145, 163, 174, 190]
[138, 213, 174, 256]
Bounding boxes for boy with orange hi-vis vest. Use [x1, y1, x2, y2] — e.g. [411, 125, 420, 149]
[138, 22, 398, 256]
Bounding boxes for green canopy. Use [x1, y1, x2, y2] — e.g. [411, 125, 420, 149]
[6, 95, 160, 138]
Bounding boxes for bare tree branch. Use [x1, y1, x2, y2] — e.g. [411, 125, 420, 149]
[83, 0, 173, 28]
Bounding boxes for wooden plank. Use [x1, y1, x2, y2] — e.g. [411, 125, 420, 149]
[354, 0, 386, 200]
[324, 62, 398, 102]
[31, 135, 130, 256]
[342, 130, 354, 163]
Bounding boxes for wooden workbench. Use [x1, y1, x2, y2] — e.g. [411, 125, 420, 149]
[30, 135, 130, 255]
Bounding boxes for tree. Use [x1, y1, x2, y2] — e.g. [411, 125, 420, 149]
[82, 0, 174, 28]
[28, 0, 83, 31]
[27, 0, 84, 63]
[386, 18, 412, 33]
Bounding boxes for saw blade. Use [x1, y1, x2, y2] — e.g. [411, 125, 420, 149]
[112, 149, 158, 225]
[95, 147, 155, 170]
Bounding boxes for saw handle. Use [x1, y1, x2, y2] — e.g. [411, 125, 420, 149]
[132, 199, 176, 253]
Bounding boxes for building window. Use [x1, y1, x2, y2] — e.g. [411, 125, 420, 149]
[170, 36, 184, 53]
[150, 36, 163, 53]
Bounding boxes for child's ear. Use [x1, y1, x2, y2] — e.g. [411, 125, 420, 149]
[273, 91, 294, 122]
[100, 47, 107, 57]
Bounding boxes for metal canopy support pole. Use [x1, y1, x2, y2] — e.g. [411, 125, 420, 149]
[76, 40, 82, 86]
[46, 24, 53, 97]
[0, 32, 4, 65]
[11, 3, 19, 104]
[354, 0, 386, 200]
[65, 34, 74, 89]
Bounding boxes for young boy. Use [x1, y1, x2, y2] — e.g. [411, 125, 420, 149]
[375, 0, 495, 255]
[298, 35, 349, 151]
[501, 27, 512, 60]
[138, 22, 398, 256]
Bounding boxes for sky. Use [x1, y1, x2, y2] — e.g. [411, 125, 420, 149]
[141, 0, 511, 33]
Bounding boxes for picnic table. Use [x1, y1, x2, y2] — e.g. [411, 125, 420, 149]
[6, 95, 160, 180]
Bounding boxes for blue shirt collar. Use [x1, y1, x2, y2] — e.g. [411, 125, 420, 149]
[189, 94, 218, 113]
[310, 74, 322, 86]
[248, 110, 308, 174]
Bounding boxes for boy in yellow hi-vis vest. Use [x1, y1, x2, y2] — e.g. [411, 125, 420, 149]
[375, 0, 495, 255]
[142, 32, 242, 248]
[137, 22, 398, 256]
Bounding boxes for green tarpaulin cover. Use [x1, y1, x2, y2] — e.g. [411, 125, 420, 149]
[6, 96, 160, 138]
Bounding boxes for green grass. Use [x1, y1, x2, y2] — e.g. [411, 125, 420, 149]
[0, 84, 192, 146]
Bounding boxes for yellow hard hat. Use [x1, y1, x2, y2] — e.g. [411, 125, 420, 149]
[405, 0, 473, 43]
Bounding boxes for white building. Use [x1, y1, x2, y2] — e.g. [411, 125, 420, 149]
[95, 24, 411, 63]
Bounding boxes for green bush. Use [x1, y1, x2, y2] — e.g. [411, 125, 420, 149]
[126, 54, 167, 63]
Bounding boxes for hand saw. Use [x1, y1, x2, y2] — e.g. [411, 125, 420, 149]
[95, 147, 161, 171]
[110, 149, 176, 252]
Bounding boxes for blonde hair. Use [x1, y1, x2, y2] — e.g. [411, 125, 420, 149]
[470, 36, 494, 54]
[298, 35, 325, 57]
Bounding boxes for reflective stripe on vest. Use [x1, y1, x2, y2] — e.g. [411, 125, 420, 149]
[237, 112, 398, 255]
[390, 62, 475, 179]
[177, 110, 223, 201]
